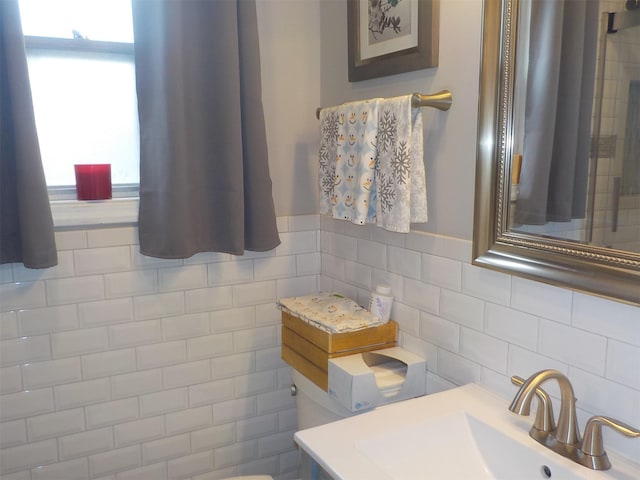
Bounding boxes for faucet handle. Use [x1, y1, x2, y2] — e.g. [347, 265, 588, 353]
[511, 375, 556, 433]
[580, 415, 640, 470]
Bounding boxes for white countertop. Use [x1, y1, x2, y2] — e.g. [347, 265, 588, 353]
[294, 384, 640, 480]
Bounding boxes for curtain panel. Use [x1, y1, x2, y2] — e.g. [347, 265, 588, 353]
[132, 0, 280, 258]
[514, 0, 598, 225]
[0, 0, 57, 268]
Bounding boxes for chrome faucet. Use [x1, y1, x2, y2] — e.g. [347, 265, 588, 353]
[581, 415, 640, 470]
[510, 375, 555, 434]
[509, 369, 580, 446]
[510, 370, 640, 470]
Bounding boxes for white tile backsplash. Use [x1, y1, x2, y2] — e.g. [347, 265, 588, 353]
[0, 366, 22, 394]
[0, 311, 18, 340]
[51, 327, 109, 358]
[190, 423, 236, 453]
[158, 264, 207, 292]
[212, 352, 255, 380]
[104, 270, 158, 299]
[115, 461, 167, 480]
[213, 439, 257, 469]
[0, 388, 54, 421]
[0, 419, 27, 448]
[232, 281, 276, 307]
[139, 388, 188, 418]
[162, 360, 211, 389]
[21, 357, 82, 389]
[1, 471, 31, 480]
[184, 286, 233, 313]
[45, 275, 105, 306]
[571, 293, 640, 345]
[136, 341, 187, 370]
[26, 408, 85, 441]
[89, 445, 141, 478]
[403, 278, 440, 314]
[387, 245, 421, 279]
[208, 260, 255, 286]
[188, 379, 235, 408]
[78, 298, 134, 328]
[110, 369, 164, 399]
[54, 378, 111, 410]
[439, 289, 484, 330]
[356, 238, 387, 269]
[0, 438, 58, 474]
[510, 277, 573, 324]
[162, 312, 210, 340]
[167, 450, 214, 480]
[484, 302, 539, 351]
[606, 340, 640, 387]
[82, 349, 137, 380]
[2, 215, 639, 480]
[165, 406, 213, 435]
[460, 327, 509, 374]
[133, 292, 185, 321]
[17, 304, 78, 336]
[109, 320, 163, 349]
[85, 398, 139, 429]
[87, 227, 138, 248]
[421, 253, 462, 291]
[114, 416, 165, 448]
[31, 456, 88, 480]
[0, 281, 47, 312]
[141, 434, 190, 465]
[58, 427, 114, 460]
[253, 256, 297, 281]
[1, 334, 51, 367]
[461, 263, 511, 305]
[187, 333, 234, 360]
[74, 247, 131, 275]
[538, 319, 608, 375]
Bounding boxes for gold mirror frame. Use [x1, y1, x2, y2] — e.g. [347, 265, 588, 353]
[472, 0, 640, 306]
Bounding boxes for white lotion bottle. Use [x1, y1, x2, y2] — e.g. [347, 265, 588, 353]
[368, 285, 393, 323]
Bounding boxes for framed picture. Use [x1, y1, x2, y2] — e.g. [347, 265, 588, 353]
[347, 0, 439, 82]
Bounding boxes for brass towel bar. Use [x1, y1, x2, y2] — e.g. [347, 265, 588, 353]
[315, 89, 453, 119]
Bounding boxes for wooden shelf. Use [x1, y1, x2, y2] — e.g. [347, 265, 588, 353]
[281, 311, 397, 391]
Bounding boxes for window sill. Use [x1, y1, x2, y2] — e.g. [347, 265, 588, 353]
[51, 197, 139, 229]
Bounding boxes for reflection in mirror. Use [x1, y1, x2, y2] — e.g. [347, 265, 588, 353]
[507, 0, 640, 254]
[473, 0, 640, 306]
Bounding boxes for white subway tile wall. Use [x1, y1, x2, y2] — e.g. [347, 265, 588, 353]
[318, 216, 640, 464]
[0, 216, 317, 480]
[1, 214, 640, 479]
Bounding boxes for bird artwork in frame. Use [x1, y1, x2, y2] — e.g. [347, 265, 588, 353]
[347, 0, 439, 82]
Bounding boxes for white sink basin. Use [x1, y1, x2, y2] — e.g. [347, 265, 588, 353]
[356, 413, 579, 480]
[294, 384, 640, 480]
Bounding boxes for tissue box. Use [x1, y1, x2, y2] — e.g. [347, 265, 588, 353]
[328, 347, 426, 412]
[281, 311, 397, 391]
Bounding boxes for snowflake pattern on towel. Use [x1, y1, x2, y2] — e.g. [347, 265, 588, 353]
[319, 95, 427, 232]
[375, 96, 428, 232]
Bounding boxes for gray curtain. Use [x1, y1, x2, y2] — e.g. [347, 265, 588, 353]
[0, 0, 57, 268]
[132, 0, 280, 258]
[515, 0, 598, 225]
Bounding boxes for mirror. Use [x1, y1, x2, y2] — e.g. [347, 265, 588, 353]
[473, 0, 640, 305]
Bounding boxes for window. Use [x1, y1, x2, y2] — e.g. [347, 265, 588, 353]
[19, 0, 139, 197]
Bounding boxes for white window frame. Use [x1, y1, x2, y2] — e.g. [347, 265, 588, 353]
[24, 36, 140, 227]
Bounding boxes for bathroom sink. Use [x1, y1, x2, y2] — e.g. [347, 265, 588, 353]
[356, 412, 580, 480]
[294, 384, 640, 480]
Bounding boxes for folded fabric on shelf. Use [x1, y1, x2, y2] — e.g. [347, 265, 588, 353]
[277, 292, 382, 333]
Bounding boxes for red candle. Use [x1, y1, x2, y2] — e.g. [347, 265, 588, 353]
[74, 164, 112, 200]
